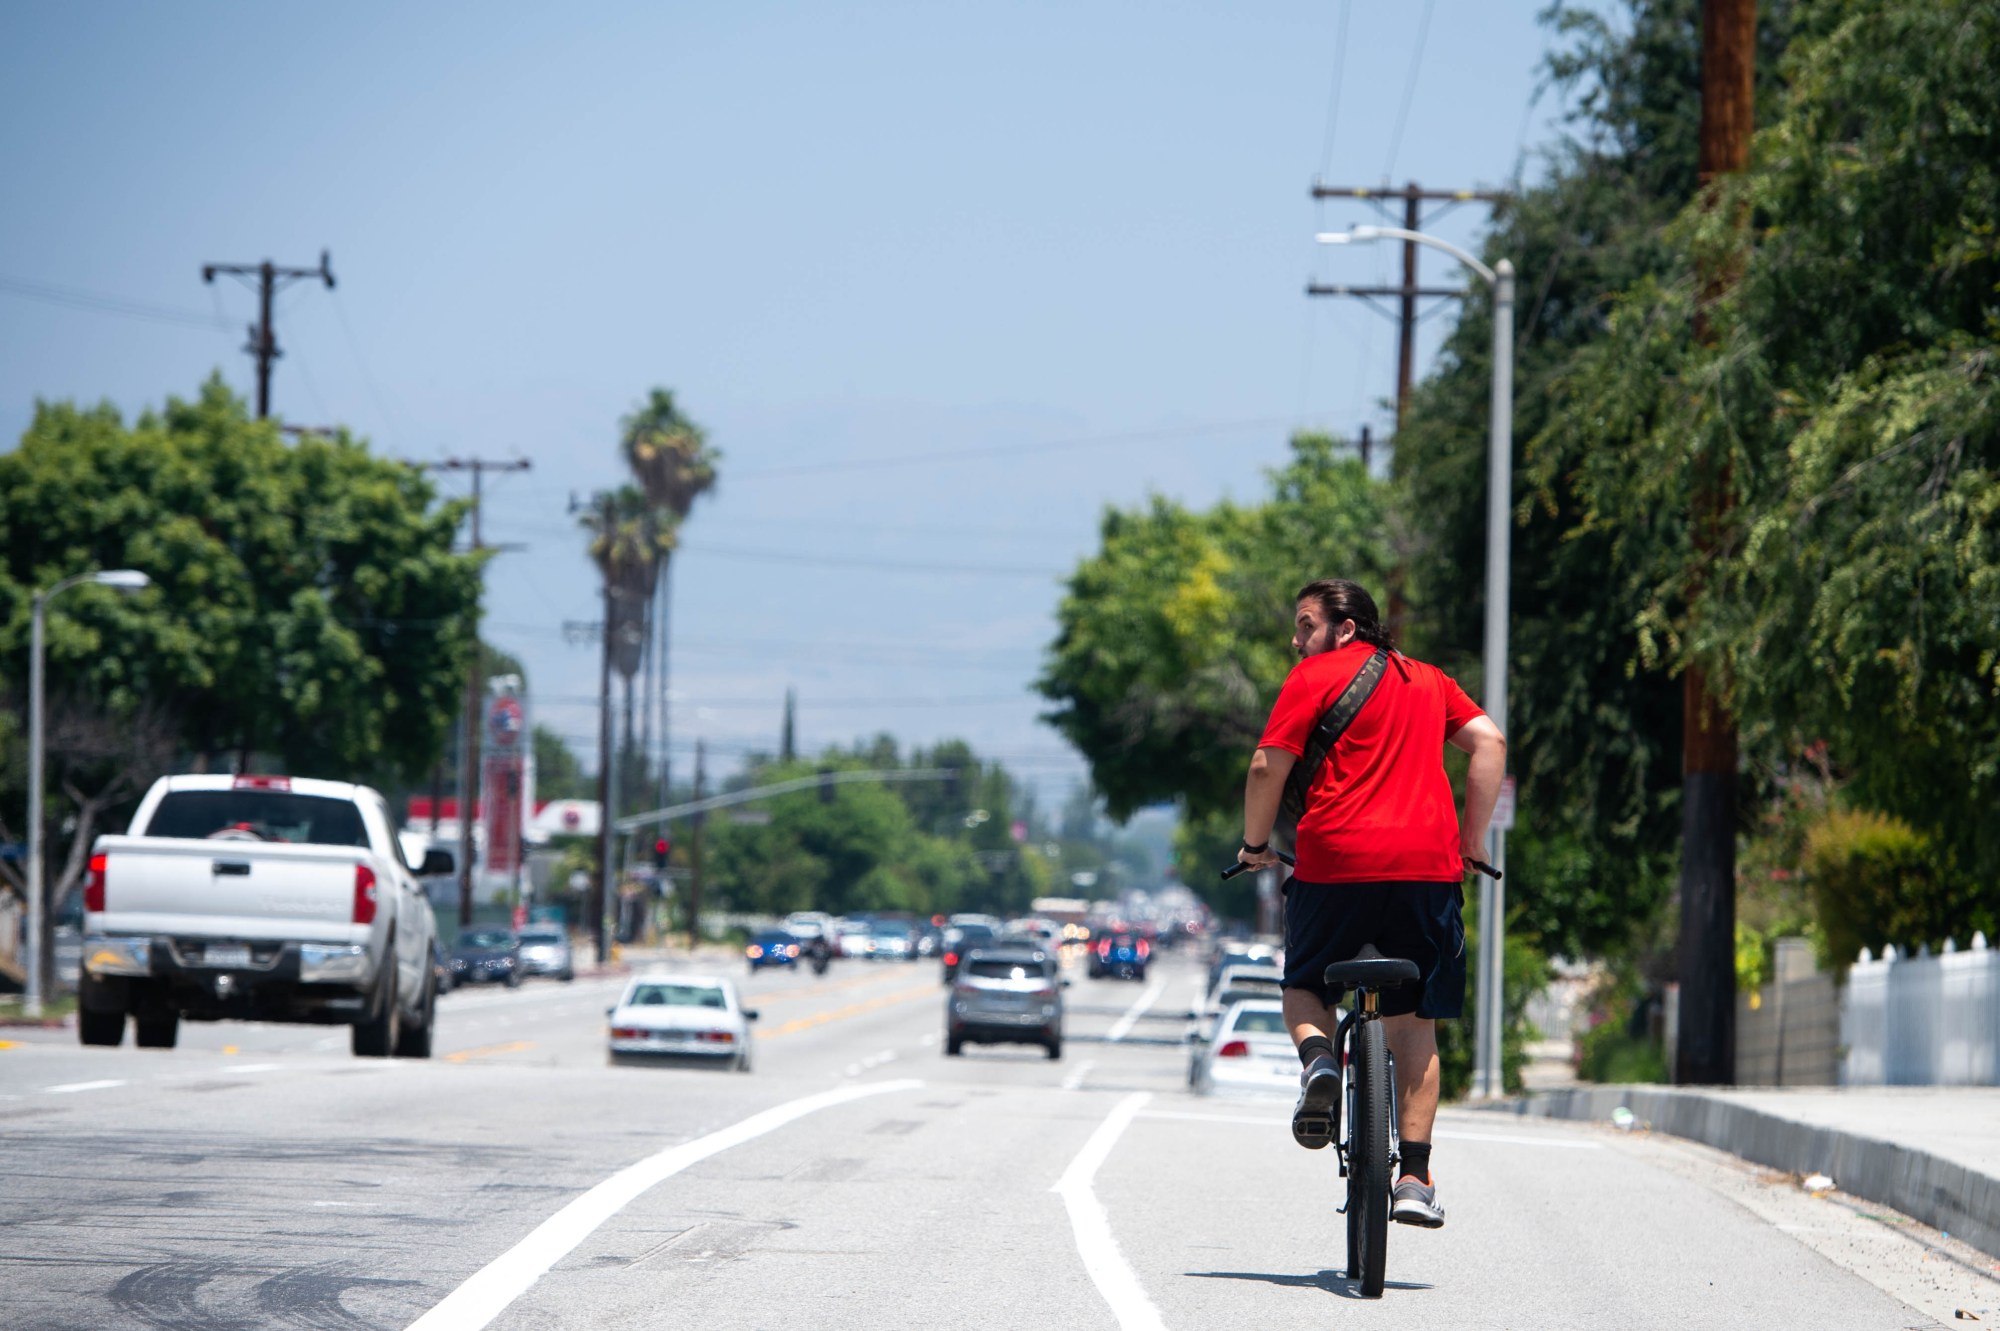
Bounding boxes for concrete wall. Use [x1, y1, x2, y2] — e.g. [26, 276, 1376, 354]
[1842, 936, 2000, 1087]
[1736, 973, 1840, 1086]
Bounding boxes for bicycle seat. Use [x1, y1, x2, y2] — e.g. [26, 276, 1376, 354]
[1323, 945, 1420, 991]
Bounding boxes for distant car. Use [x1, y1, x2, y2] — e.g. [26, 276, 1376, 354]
[946, 947, 1065, 1059]
[1088, 932, 1151, 981]
[515, 926, 575, 982]
[745, 930, 801, 971]
[835, 920, 874, 958]
[939, 924, 997, 983]
[1207, 939, 1279, 993]
[868, 924, 916, 960]
[1190, 998, 1302, 1095]
[1208, 961, 1285, 1001]
[1190, 965, 1287, 1049]
[783, 910, 834, 942]
[449, 928, 521, 987]
[607, 974, 758, 1071]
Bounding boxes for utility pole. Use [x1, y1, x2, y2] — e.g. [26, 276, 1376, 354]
[1677, 0, 1758, 1087]
[201, 251, 335, 419]
[686, 740, 706, 951]
[425, 457, 532, 928]
[1307, 184, 1509, 433]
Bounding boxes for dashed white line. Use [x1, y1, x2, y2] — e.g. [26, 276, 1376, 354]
[1053, 1091, 1165, 1331]
[403, 1078, 922, 1331]
[1060, 1059, 1096, 1092]
[1105, 977, 1167, 1043]
[44, 1079, 124, 1095]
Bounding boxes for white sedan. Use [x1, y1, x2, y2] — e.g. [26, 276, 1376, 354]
[607, 974, 758, 1071]
[1191, 999, 1313, 1097]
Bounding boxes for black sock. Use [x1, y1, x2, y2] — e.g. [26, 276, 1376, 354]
[1297, 1035, 1334, 1068]
[1401, 1141, 1432, 1184]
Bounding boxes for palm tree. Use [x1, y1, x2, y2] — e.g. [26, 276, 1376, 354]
[618, 389, 719, 808]
[581, 484, 676, 791]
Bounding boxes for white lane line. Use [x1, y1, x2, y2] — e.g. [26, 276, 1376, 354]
[44, 1079, 125, 1095]
[1053, 1091, 1165, 1331]
[313, 1036, 342, 1052]
[232, 1063, 282, 1074]
[1136, 1109, 1604, 1149]
[403, 1078, 923, 1331]
[1060, 1059, 1096, 1092]
[918, 1031, 939, 1047]
[1104, 977, 1167, 1043]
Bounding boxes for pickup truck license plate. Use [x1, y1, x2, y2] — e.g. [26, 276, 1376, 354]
[201, 944, 251, 968]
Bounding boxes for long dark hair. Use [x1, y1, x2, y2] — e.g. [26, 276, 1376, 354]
[1295, 578, 1393, 649]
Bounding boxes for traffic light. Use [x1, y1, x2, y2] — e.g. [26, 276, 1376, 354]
[652, 836, 671, 869]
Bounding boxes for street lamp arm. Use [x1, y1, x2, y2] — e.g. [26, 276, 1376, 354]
[1316, 225, 1497, 286]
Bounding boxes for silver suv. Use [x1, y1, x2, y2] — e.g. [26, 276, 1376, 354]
[515, 926, 575, 982]
[945, 947, 1066, 1060]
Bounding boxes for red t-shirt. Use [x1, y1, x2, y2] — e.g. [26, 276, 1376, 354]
[1257, 643, 1485, 883]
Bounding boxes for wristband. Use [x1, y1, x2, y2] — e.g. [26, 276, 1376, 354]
[1240, 840, 1269, 855]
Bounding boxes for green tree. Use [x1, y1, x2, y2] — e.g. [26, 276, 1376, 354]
[0, 376, 479, 909]
[1529, 0, 2000, 909]
[532, 723, 591, 802]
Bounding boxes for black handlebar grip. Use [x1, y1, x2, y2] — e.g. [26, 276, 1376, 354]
[1219, 851, 1295, 880]
[1467, 858, 1504, 880]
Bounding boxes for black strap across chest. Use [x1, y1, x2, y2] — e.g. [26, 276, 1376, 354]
[1277, 647, 1390, 841]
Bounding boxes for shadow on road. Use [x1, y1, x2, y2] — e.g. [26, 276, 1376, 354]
[1187, 1269, 1434, 1299]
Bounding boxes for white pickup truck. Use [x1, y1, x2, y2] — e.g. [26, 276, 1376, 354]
[79, 774, 447, 1058]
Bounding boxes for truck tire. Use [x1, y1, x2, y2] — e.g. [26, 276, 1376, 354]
[79, 1009, 125, 1047]
[393, 973, 436, 1059]
[134, 1012, 180, 1049]
[352, 968, 400, 1058]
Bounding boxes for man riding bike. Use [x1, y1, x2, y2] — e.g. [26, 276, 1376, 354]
[1236, 578, 1506, 1229]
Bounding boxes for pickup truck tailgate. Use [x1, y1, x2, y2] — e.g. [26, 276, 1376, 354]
[93, 836, 368, 943]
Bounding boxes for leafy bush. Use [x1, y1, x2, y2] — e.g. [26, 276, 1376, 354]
[1575, 975, 1668, 1084]
[1802, 808, 1991, 969]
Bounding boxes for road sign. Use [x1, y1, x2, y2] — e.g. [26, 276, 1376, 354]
[487, 694, 525, 749]
[1493, 775, 1516, 831]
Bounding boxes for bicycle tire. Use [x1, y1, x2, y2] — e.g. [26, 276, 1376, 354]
[1348, 1018, 1392, 1297]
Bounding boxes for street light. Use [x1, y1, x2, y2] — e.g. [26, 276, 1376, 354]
[24, 569, 152, 1017]
[1318, 224, 1516, 1099]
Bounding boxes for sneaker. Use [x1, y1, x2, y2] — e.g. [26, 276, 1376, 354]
[1290, 1055, 1338, 1150]
[1392, 1174, 1445, 1228]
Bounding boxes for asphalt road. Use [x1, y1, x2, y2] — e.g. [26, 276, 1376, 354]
[2, 949, 1991, 1331]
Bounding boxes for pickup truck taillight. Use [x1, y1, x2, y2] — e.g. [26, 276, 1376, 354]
[85, 853, 108, 913]
[353, 865, 378, 924]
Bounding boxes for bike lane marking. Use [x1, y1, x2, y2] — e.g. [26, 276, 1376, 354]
[1053, 1091, 1167, 1331]
[403, 1078, 923, 1331]
[1104, 977, 1167, 1043]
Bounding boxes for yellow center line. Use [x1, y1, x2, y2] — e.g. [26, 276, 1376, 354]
[443, 1040, 537, 1063]
[755, 982, 936, 1040]
[0, 1039, 18, 1050]
[747, 969, 924, 1007]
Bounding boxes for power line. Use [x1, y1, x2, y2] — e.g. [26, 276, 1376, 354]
[1315, 0, 1355, 179]
[730, 415, 1323, 480]
[1382, 0, 1438, 181]
[0, 274, 236, 332]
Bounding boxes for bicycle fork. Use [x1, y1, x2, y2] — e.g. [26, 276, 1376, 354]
[1333, 988, 1403, 1207]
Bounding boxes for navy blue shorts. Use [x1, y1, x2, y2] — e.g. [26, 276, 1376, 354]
[1281, 879, 1466, 1019]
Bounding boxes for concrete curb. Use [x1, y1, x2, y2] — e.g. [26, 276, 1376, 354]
[1484, 1086, 2000, 1261]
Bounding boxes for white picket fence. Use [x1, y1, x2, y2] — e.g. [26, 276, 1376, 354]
[1841, 933, 2000, 1086]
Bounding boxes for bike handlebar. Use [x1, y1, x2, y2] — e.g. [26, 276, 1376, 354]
[1219, 852, 1294, 880]
[1221, 853, 1503, 881]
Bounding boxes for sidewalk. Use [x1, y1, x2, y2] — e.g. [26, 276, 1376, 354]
[1487, 1083, 2000, 1261]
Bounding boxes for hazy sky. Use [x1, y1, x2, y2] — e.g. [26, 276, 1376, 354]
[1, 2, 1570, 808]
